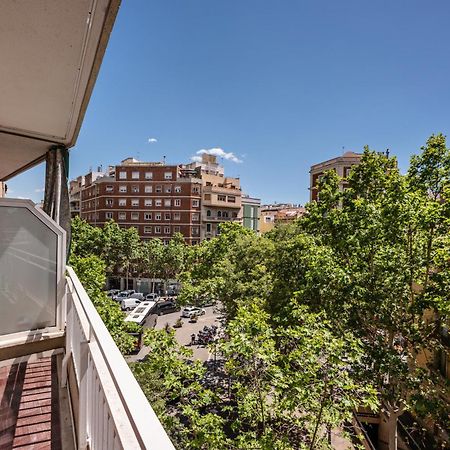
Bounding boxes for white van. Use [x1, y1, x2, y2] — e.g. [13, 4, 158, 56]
[121, 298, 142, 311]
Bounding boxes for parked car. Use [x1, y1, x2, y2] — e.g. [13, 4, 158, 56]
[121, 298, 142, 311]
[156, 300, 180, 316]
[129, 292, 145, 300]
[113, 290, 135, 301]
[181, 306, 206, 318]
[146, 293, 160, 301]
[106, 289, 120, 298]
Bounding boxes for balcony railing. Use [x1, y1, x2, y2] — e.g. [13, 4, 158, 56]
[0, 199, 175, 450]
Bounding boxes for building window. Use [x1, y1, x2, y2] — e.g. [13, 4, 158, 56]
[144, 185, 152, 193]
[155, 199, 162, 207]
[227, 196, 236, 203]
[106, 185, 113, 192]
[119, 212, 126, 220]
[206, 209, 211, 217]
[144, 198, 152, 206]
[144, 226, 152, 234]
[192, 186, 200, 194]
[163, 239, 170, 245]
[164, 172, 173, 180]
[144, 213, 152, 220]
[119, 171, 127, 179]
[204, 193, 211, 200]
[174, 213, 181, 220]
[218, 194, 226, 202]
[164, 199, 171, 207]
[156, 185, 162, 193]
[132, 185, 139, 193]
[155, 213, 161, 220]
[192, 213, 199, 221]
[217, 211, 222, 218]
[223, 211, 229, 218]
[131, 199, 139, 207]
[145, 171, 153, 180]
[119, 198, 126, 206]
[192, 240, 199, 245]
[192, 226, 199, 235]
[175, 185, 181, 193]
[175, 199, 181, 207]
[131, 212, 139, 220]
[192, 199, 199, 207]
[343, 166, 352, 178]
[164, 226, 170, 234]
[119, 185, 127, 193]
[155, 226, 161, 234]
[206, 223, 212, 232]
[174, 226, 180, 233]
[106, 212, 113, 220]
[132, 171, 139, 179]
[165, 185, 172, 193]
[106, 198, 113, 206]
[264, 216, 272, 223]
[165, 213, 171, 220]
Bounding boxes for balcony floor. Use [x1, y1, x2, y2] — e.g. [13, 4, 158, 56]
[0, 355, 73, 449]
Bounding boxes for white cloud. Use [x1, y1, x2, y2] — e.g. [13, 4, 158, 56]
[148, 137, 158, 143]
[195, 147, 243, 163]
[190, 156, 202, 162]
[34, 188, 45, 193]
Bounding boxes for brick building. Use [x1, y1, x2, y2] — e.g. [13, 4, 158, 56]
[309, 151, 362, 202]
[79, 158, 202, 244]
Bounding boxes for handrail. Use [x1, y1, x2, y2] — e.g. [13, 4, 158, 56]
[351, 413, 377, 450]
[66, 266, 175, 450]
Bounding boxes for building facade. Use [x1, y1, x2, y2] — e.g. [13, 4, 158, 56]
[239, 195, 261, 233]
[309, 151, 362, 202]
[79, 158, 202, 244]
[0, 182, 5, 197]
[260, 203, 305, 233]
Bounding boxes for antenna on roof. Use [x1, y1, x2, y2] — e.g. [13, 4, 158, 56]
[385, 148, 390, 158]
[163, 155, 166, 165]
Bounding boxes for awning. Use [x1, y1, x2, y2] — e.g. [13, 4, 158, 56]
[0, 0, 121, 181]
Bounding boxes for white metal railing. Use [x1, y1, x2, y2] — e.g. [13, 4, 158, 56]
[63, 266, 175, 450]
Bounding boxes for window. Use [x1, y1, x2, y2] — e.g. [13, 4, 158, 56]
[164, 226, 171, 234]
[174, 226, 180, 233]
[174, 213, 180, 221]
[264, 216, 272, 223]
[227, 196, 236, 203]
[206, 210, 211, 217]
[144, 185, 152, 193]
[119, 171, 127, 179]
[156, 185, 162, 193]
[155, 226, 161, 234]
[131, 212, 139, 220]
[164, 172, 173, 180]
[175, 185, 181, 193]
[119, 198, 126, 206]
[119, 185, 127, 193]
[144, 213, 152, 220]
[144, 198, 152, 206]
[165, 213, 171, 220]
[343, 166, 352, 178]
[163, 239, 170, 246]
[206, 223, 212, 232]
[144, 226, 152, 234]
[164, 199, 171, 207]
[204, 193, 211, 200]
[217, 211, 222, 218]
[192, 226, 199, 235]
[132, 185, 139, 193]
[155, 213, 161, 220]
[119, 212, 126, 220]
[106, 185, 113, 192]
[192, 240, 199, 245]
[131, 199, 139, 207]
[145, 171, 153, 180]
[132, 171, 139, 179]
[106, 212, 113, 220]
[106, 198, 113, 206]
[192, 186, 200, 194]
[165, 185, 172, 193]
[218, 194, 226, 202]
[192, 213, 199, 221]
[223, 211, 229, 218]
[192, 199, 199, 207]
[155, 199, 162, 207]
[174, 199, 181, 207]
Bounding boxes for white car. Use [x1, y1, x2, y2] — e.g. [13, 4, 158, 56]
[181, 306, 206, 318]
[121, 298, 142, 311]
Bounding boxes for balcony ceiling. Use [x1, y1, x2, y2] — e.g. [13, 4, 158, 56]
[0, 0, 121, 181]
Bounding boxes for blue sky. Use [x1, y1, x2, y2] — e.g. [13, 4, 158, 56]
[9, 0, 450, 204]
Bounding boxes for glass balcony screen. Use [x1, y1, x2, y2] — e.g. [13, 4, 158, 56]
[0, 206, 57, 335]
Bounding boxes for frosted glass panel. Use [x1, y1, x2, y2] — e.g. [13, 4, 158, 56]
[0, 206, 57, 335]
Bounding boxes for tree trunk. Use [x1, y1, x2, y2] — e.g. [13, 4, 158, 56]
[387, 414, 398, 450]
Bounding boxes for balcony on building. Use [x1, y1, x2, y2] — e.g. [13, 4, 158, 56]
[0, 2, 174, 448]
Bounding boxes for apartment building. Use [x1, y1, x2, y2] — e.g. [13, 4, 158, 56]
[260, 203, 305, 233]
[239, 195, 261, 233]
[80, 158, 202, 244]
[309, 151, 362, 202]
[186, 154, 242, 240]
[69, 175, 84, 218]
